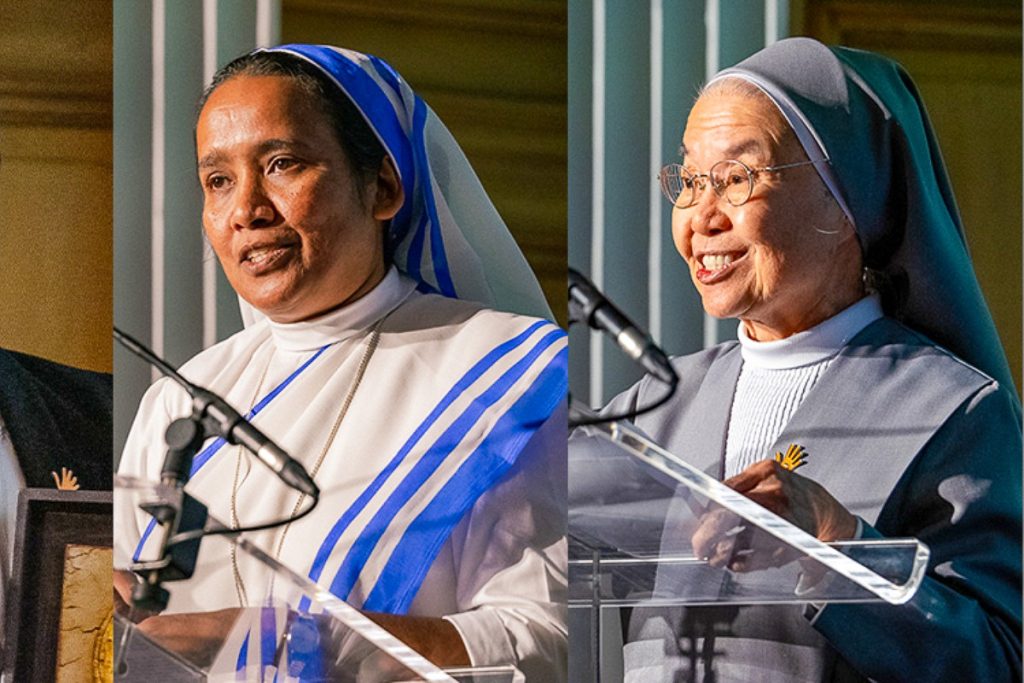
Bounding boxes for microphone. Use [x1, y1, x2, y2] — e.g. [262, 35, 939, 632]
[114, 327, 320, 498]
[568, 268, 677, 386]
[191, 386, 319, 497]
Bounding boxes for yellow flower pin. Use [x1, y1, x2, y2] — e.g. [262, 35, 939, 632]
[774, 444, 808, 472]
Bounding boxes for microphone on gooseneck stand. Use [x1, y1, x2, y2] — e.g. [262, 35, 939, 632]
[114, 326, 319, 498]
[568, 268, 678, 427]
[115, 326, 323, 620]
[569, 268, 678, 385]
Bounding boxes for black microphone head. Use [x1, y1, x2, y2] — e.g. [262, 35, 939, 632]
[568, 267, 586, 287]
[280, 460, 320, 498]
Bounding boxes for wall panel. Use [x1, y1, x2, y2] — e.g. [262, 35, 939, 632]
[0, 0, 112, 373]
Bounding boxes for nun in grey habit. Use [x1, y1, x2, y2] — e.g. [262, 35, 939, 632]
[602, 37, 1021, 682]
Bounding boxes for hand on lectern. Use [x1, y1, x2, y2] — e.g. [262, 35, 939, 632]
[133, 608, 243, 669]
[691, 459, 857, 571]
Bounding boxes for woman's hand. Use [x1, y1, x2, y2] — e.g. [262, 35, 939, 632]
[362, 612, 470, 667]
[113, 570, 160, 623]
[691, 459, 857, 572]
[726, 459, 856, 541]
[135, 608, 243, 668]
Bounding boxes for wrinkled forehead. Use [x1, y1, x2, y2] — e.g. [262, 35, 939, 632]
[681, 86, 796, 166]
[200, 74, 324, 128]
[698, 73, 855, 227]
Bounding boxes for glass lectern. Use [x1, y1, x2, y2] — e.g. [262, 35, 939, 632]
[115, 476, 524, 683]
[568, 412, 929, 681]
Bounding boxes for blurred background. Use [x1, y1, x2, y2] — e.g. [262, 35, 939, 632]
[113, 0, 567, 457]
[0, 0, 112, 373]
[569, 0, 1022, 412]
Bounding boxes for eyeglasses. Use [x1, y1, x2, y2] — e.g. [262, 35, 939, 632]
[658, 158, 824, 208]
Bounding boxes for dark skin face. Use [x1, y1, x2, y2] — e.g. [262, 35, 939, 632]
[117, 82, 468, 667]
[196, 75, 403, 323]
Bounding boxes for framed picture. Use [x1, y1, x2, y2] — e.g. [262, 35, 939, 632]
[2, 488, 112, 682]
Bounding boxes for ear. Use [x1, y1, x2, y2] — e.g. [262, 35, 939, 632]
[372, 155, 404, 221]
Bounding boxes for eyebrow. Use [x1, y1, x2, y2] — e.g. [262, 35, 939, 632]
[197, 151, 224, 171]
[679, 138, 769, 165]
[197, 138, 306, 170]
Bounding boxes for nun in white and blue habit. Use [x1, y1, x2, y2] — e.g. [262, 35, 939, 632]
[603, 37, 1021, 682]
[116, 45, 567, 681]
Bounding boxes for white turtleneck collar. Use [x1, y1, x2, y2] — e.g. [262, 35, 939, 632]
[737, 294, 883, 370]
[264, 267, 416, 353]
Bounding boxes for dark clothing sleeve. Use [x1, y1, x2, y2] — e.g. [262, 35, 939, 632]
[812, 382, 1022, 682]
[0, 350, 112, 490]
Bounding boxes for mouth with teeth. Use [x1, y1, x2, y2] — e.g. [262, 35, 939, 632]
[695, 251, 746, 284]
[240, 240, 300, 275]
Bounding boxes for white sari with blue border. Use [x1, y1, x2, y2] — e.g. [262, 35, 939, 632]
[116, 269, 567, 679]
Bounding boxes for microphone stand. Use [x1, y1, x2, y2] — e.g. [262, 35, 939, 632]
[113, 408, 211, 679]
[114, 326, 322, 610]
[114, 326, 326, 677]
[112, 327, 213, 611]
[129, 410, 211, 613]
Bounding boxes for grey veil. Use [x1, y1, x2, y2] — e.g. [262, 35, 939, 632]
[712, 37, 1017, 403]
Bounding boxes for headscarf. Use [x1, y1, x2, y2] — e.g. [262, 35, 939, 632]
[708, 37, 1017, 400]
[239, 43, 552, 322]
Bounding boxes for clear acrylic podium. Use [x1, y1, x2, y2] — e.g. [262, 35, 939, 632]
[114, 476, 524, 683]
[568, 412, 929, 680]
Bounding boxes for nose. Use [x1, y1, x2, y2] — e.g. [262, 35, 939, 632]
[230, 172, 276, 230]
[687, 184, 732, 236]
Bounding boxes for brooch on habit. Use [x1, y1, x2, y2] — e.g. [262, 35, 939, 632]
[774, 443, 808, 472]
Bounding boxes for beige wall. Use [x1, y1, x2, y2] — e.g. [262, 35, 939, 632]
[0, 0, 113, 373]
[797, 0, 1022, 395]
[281, 0, 567, 325]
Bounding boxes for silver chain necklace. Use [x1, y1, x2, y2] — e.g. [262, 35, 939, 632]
[229, 316, 387, 606]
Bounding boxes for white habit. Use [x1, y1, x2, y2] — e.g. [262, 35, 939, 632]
[116, 269, 568, 680]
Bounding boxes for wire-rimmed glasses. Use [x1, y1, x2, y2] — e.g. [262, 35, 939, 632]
[658, 158, 825, 208]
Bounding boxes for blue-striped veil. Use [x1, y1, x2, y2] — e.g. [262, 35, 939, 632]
[246, 43, 553, 322]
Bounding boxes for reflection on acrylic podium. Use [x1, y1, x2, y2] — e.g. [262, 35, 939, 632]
[115, 476, 523, 683]
[568, 410, 929, 682]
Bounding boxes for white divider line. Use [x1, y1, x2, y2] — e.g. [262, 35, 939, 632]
[649, 0, 664, 344]
[590, 0, 606, 406]
[151, 0, 166, 381]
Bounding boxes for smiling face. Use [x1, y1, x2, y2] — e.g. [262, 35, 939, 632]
[196, 75, 402, 323]
[672, 87, 863, 340]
